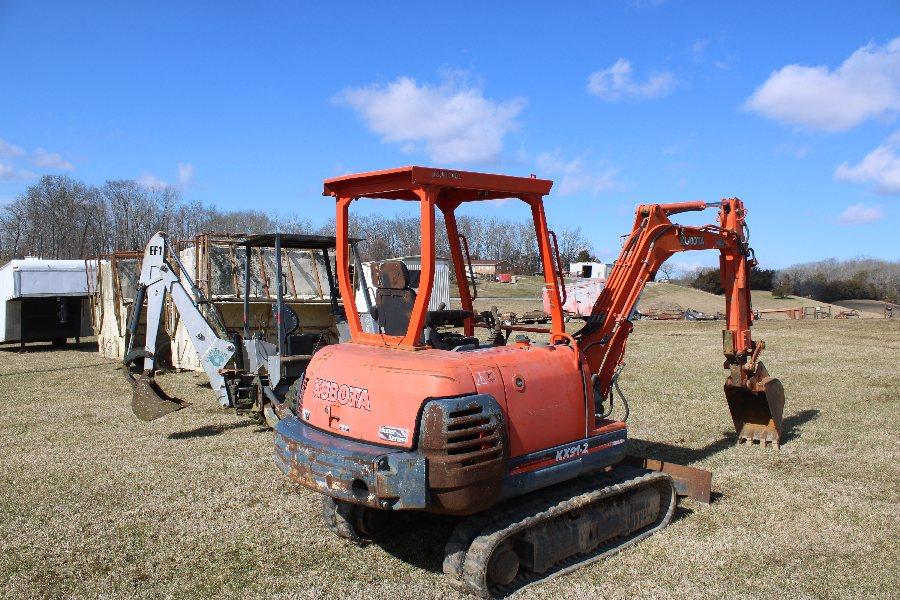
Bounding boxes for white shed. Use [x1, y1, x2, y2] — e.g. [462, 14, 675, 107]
[569, 261, 611, 279]
[356, 256, 451, 329]
[0, 257, 95, 345]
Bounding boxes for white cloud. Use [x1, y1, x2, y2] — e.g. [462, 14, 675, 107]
[661, 135, 695, 156]
[0, 137, 74, 171]
[138, 163, 196, 190]
[586, 59, 676, 101]
[31, 148, 74, 170]
[535, 151, 622, 196]
[837, 203, 885, 225]
[335, 73, 525, 164]
[177, 162, 195, 188]
[0, 161, 35, 181]
[137, 172, 168, 190]
[667, 258, 715, 277]
[744, 38, 900, 132]
[834, 131, 900, 194]
[0, 138, 25, 159]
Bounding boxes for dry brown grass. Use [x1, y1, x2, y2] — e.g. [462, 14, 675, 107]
[1, 320, 898, 599]
[834, 299, 895, 315]
[639, 283, 877, 318]
[452, 275, 551, 299]
[457, 281, 883, 320]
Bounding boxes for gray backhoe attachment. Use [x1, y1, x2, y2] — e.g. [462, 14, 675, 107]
[123, 232, 235, 421]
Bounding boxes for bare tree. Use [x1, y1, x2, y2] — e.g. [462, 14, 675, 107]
[0, 175, 103, 260]
[657, 261, 676, 282]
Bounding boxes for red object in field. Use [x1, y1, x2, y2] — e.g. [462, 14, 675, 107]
[543, 278, 605, 317]
[498, 273, 513, 283]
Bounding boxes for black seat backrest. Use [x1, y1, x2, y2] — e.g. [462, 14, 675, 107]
[374, 260, 416, 336]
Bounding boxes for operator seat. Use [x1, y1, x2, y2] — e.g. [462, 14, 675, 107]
[374, 260, 416, 336]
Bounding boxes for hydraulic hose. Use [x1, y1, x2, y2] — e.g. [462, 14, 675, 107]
[592, 365, 630, 422]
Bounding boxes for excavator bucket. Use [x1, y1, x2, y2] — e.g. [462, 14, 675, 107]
[724, 361, 785, 448]
[129, 371, 191, 422]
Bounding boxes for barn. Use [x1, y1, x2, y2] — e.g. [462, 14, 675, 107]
[470, 259, 512, 277]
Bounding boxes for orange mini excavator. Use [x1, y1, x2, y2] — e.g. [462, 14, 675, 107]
[273, 167, 785, 596]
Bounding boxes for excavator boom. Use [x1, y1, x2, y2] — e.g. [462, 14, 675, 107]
[576, 198, 785, 446]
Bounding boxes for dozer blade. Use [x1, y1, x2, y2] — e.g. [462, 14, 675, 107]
[131, 372, 190, 421]
[724, 361, 785, 448]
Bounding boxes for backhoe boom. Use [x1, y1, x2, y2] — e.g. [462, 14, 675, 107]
[576, 199, 784, 446]
[125, 232, 236, 420]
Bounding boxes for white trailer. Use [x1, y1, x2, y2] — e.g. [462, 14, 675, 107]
[0, 257, 95, 347]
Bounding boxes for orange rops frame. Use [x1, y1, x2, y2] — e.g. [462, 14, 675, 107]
[325, 166, 562, 349]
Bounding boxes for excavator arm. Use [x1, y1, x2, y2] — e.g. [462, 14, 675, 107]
[575, 198, 785, 447]
[124, 232, 236, 421]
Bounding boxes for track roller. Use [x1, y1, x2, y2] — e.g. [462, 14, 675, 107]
[443, 467, 676, 597]
[321, 496, 398, 545]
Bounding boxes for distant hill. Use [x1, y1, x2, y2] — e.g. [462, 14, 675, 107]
[456, 279, 885, 318]
[638, 283, 882, 317]
[639, 282, 882, 318]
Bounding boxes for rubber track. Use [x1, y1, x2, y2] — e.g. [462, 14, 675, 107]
[442, 467, 677, 598]
[321, 496, 366, 545]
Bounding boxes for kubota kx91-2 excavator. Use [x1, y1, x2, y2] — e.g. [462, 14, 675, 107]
[273, 166, 786, 597]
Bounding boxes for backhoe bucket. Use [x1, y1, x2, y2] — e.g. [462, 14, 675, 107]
[724, 361, 784, 448]
[130, 371, 190, 421]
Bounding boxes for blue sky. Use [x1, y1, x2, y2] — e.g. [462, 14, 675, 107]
[1, 1, 898, 270]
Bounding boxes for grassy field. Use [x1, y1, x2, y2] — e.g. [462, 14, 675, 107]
[453, 277, 880, 318]
[834, 299, 895, 316]
[451, 275, 551, 299]
[640, 283, 872, 317]
[1, 320, 898, 598]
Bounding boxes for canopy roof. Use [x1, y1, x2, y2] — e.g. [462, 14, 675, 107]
[241, 233, 337, 250]
[323, 166, 553, 202]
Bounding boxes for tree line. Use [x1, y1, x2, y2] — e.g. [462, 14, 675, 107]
[0, 174, 593, 273]
[685, 259, 899, 303]
[12, 175, 892, 303]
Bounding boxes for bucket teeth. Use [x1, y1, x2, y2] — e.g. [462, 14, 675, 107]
[737, 428, 781, 449]
[725, 361, 785, 450]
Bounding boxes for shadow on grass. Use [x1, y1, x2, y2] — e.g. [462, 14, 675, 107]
[375, 511, 461, 574]
[780, 409, 821, 443]
[671, 504, 695, 523]
[168, 419, 265, 440]
[629, 408, 820, 464]
[628, 435, 736, 465]
[0, 340, 99, 353]
[72, 341, 100, 353]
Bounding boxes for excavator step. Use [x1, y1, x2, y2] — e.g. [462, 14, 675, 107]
[443, 467, 676, 598]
